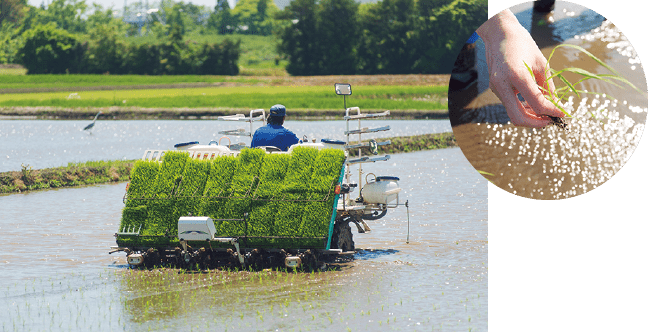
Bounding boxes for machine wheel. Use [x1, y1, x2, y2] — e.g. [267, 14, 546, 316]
[332, 217, 355, 252]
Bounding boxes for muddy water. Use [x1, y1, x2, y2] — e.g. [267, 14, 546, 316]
[0, 147, 487, 331]
[0, 119, 451, 172]
[451, 2, 647, 199]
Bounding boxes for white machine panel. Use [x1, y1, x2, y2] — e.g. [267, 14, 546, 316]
[178, 216, 217, 241]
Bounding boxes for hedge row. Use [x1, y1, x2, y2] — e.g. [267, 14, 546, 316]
[18, 24, 240, 75]
[118, 147, 345, 248]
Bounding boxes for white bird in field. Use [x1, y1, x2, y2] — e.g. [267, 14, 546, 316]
[83, 111, 103, 132]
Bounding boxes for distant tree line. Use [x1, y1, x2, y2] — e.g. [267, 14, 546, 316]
[1, 0, 485, 75]
[276, 0, 487, 75]
[17, 23, 240, 74]
[0, 0, 243, 74]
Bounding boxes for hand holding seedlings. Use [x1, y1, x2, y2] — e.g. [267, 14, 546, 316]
[477, 9, 565, 128]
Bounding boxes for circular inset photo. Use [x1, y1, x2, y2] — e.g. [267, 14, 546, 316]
[449, 0, 648, 199]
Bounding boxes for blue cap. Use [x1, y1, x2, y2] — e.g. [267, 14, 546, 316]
[270, 104, 286, 117]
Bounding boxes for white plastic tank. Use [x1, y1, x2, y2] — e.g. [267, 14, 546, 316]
[361, 176, 401, 204]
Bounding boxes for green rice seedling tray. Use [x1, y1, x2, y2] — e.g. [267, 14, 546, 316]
[117, 147, 345, 250]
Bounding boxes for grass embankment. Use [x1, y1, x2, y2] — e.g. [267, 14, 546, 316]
[0, 73, 450, 92]
[0, 160, 134, 194]
[0, 85, 448, 119]
[0, 132, 455, 194]
[0, 75, 264, 92]
[0, 74, 450, 92]
[0, 85, 446, 109]
[378, 132, 456, 154]
[0, 64, 27, 76]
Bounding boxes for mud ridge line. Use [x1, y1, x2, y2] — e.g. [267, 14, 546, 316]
[0, 132, 455, 194]
[0, 107, 449, 120]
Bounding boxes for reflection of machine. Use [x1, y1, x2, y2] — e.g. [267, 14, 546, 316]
[111, 84, 406, 270]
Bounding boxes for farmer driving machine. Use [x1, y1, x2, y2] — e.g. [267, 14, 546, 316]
[110, 84, 406, 270]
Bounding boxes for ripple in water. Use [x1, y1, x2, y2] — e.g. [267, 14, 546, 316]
[453, 7, 648, 199]
[459, 93, 646, 199]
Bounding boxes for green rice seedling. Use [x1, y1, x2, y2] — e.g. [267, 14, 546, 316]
[228, 148, 266, 198]
[299, 195, 336, 246]
[117, 146, 344, 249]
[173, 158, 211, 218]
[307, 149, 345, 193]
[272, 147, 319, 243]
[283, 147, 319, 193]
[147, 151, 190, 238]
[120, 205, 148, 229]
[525, 43, 644, 121]
[124, 160, 159, 209]
[219, 148, 265, 236]
[248, 153, 291, 246]
[253, 153, 292, 198]
[300, 149, 345, 246]
[218, 199, 250, 237]
[273, 192, 309, 241]
[199, 155, 239, 229]
[118, 160, 159, 245]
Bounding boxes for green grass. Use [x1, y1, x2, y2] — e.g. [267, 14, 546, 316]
[0, 74, 261, 90]
[0, 85, 448, 110]
[0, 67, 27, 75]
[0, 159, 135, 193]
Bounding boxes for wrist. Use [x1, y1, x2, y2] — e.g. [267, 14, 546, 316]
[476, 9, 520, 45]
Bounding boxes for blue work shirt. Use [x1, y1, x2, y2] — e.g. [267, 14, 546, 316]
[250, 124, 299, 151]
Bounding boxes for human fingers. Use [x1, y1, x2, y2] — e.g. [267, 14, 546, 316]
[495, 80, 551, 127]
[512, 69, 565, 118]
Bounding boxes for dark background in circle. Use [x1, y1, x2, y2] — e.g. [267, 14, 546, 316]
[488, 0, 648, 330]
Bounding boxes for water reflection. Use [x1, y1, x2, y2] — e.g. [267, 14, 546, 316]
[0, 147, 487, 331]
[449, 1, 647, 199]
[0, 119, 450, 172]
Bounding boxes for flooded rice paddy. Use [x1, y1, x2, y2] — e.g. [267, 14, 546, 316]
[0, 147, 487, 331]
[450, 1, 647, 199]
[0, 119, 451, 172]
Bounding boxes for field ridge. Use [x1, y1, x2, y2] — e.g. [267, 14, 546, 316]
[0, 106, 449, 120]
[0, 132, 456, 194]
